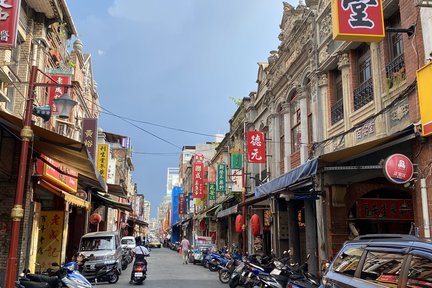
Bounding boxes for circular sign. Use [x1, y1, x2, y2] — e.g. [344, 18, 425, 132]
[383, 154, 414, 184]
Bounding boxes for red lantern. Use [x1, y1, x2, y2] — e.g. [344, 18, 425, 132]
[235, 214, 244, 233]
[199, 219, 207, 231]
[251, 214, 261, 237]
[90, 212, 101, 225]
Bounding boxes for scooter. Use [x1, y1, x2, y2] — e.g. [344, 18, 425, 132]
[130, 254, 150, 285]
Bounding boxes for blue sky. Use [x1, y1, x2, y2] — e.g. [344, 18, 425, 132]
[67, 0, 291, 218]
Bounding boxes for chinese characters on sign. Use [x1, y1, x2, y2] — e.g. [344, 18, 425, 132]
[97, 144, 109, 181]
[48, 74, 72, 115]
[247, 131, 266, 163]
[193, 163, 204, 198]
[383, 153, 414, 184]
[36, 155, 78, 193]
[417, 62, 432, 137]
[82, 118, 98, 161]
[357, 199, 413, 220]
[36, 211, 64, 271]
[331, 0, 385, 42]
[208, 183, 216, 200]
[178, 193, 185, 215]
[231, 153, 243, 169]
[230, 169, 242, 192]
[216, 164, 226, 192]
[0, 0, 20, 47]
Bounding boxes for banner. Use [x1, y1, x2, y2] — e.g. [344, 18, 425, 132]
[247, 131, 266, 163]
[208, 183, 216, 200]
[97, 144, 109, 180]
[231, 153, 243, 169]
[48, 74, 72, 115]
[82, 118, 97, 161]
[417, 62, 432, 137]
[230, 169, 242, 192]
[216, 164, 226, 192]
[193, 163, 204, 198]
[331, 0, 385, 42]
[0, 0, 20, 47]
[178, 193, 185, 215]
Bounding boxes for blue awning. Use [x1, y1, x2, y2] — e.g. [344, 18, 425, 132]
[254, 158, 318, 198]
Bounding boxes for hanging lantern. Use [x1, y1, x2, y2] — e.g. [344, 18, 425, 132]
[199, 219, 207, 231]
[251, 214, 261, 237]
[90, 212, 101, 225]
[235, 214, 244, 233]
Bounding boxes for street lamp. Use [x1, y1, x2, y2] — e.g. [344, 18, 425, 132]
[4, 64, 77, 288]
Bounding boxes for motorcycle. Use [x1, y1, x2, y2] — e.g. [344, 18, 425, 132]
[219, 258, 241, 284]
[208, 252, 231, 272]
[121, 248, 133, 270]
[130, 254, 150, 285]
[18, 262, 91, 288]
[286, 255, 320, 288]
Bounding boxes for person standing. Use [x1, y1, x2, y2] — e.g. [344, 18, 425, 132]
[180, 236, 190, 264]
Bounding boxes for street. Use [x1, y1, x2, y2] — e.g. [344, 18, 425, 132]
[93, 248, 225, 288]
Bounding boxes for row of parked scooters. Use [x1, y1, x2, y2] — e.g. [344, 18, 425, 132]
[197, 248, 320, 288]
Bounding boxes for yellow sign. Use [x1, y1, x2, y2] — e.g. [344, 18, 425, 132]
[36, 211, 64, 271]
[97, 144, 109, 180]
[417, 62, 432, 137]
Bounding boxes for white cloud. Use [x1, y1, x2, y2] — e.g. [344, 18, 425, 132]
[97, 49, 105, 55]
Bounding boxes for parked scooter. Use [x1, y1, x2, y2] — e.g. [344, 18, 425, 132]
[286, 255, 320, 288]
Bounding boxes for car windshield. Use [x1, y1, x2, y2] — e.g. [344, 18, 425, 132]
[121, 239, 134, 245]
[80, 237, 113, 251]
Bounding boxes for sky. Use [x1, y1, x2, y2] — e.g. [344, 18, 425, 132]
[66, 0, 292, 218]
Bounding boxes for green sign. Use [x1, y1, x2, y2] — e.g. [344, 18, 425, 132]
[231, 153, 243, 169]
[216, 164, 226, 192]
[208, 183, 216, 200]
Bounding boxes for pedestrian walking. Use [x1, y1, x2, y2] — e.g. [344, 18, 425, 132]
[180, 236, 190, 264]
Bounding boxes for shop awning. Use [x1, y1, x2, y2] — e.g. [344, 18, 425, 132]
[255, 158, 318, 198]
[0, 110, 107, 191]
[92, 191, 133, 212]
[319, 125, 416, 164]
[196, 204, 223, 220]
[217, 204, 238, 218]
[40, 179, 91, 209]
[128, 217, 148, 227]
[107, 183, 128, 199]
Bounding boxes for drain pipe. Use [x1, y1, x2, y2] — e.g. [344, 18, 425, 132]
[421, 178, 430, 238]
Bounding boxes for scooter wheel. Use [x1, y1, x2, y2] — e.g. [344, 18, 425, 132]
[209, 263, 218, 272]
[219, 270, 231, 284]
[108, 272, 119, 284]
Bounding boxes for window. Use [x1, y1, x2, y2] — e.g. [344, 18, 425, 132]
[360, 251, 404, 285]
[290, 93, 301, 153]
[331, 69, 344, 124]
[354, 45, 373, 110]
[279, 106, 285, 174]
[385, 12, 405, 89]
[407, 255, 432, 287]
[332, 245, 364, 276]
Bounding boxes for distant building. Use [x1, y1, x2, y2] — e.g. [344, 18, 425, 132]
[143, 200, 150, 222]
[166, 168, 179, 196]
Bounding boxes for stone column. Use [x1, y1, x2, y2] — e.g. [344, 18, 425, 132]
[370, 42, 386, 137]
[305, 200, 318, 276]
[270, 104, 281, 178]
[298, 86, 309, 163]
[281, 102, 291, 173]
[338, 53, 351, 131]
[318, 74, 329, 142]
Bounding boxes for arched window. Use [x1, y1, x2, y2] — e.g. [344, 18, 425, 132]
[290, 92, 301, 153]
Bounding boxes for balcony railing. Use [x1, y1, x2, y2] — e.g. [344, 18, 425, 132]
[385, 54, 406, 89]
[354, 78, 374, 110]
[331, 98, 344, 125]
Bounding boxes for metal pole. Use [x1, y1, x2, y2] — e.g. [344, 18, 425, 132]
[242, 121, 247, 255]
[5, 65, 38, 288]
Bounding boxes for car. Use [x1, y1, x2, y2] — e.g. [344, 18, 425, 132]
[320, 234, 432, 288]
[120, 236, 136, 250]
[149, 238, 162, 248]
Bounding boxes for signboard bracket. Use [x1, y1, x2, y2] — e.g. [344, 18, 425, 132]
[385, 24, 416, 38]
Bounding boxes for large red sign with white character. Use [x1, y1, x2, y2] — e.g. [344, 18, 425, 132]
[193, 153, 205, 198]
[0, 0, 20, 47]
[383, 153, 414, 184]
[48, 74, 71, 115]
[247, 131, 266, 163]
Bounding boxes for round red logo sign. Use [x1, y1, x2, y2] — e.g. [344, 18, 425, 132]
[383, 153, 414, 184]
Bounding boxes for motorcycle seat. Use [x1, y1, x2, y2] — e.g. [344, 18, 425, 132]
[26, 274, 58, 287]
[18, 280, 50, 288]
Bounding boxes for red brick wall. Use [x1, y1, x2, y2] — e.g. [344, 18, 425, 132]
[290, 150, 301, 168]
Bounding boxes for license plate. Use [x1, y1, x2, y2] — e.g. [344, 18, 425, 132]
[270, 268, 281, 275]
[89, 264, 95, 270]
[134, 272, 143, 277]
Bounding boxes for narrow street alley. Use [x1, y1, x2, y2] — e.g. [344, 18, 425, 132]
[94, 248, 225, 288]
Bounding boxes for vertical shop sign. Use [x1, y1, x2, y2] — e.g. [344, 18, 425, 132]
[417, 62, 432, 137]
[230, 169, 242, 192]
[82, 118, 98, 161]
[0, 0, 20, 47]
[48, 74, 72, 115]
[36, 211, 64, 271]
[97, 144, 109, 181]
[178, 193, 185, 215]
[193, 163, 204, 198]
[208, 183, 216, 200]
[247, 131, 266, 163]
[231, 153, 243, 169]
[216, 164, 226, 192]
[331, 0, 385, 41]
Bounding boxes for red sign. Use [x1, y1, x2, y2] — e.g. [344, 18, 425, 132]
[178, 193, 185, 215]
[383, 154, 414, 184]
[357, 198, 413, 220]
[48, 75, 71, 114]
[332, 0, 385, 42]
[247, 131, 266, 163]
[193, 163, 204, 198]
[0, 0, 20, 47]
[36, 155, 78, 193]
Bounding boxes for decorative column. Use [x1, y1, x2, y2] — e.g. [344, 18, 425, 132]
[270, 103, 281, 178]
[370, 42, 386, 136]
[318, 73, 329, 142]
[338, 53, 351, 131]
[281, 101, 291, 173]
[297, 86, 309, 163]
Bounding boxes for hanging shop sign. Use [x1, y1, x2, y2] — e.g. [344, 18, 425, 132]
[331, 0, 385, 42]
[216, 164, 226, 192]
[417, 62, 432, 137]
[36, 211, 64, 271]
[231, 153, 243, 169]
[82, 118, 98, 160]
[208, 183, 216, 200]
[383, 153, 414, 184]
[48, 74, 72, 115]
[36, 155, 78, 193]
[178, 193, 185, 215]
[230, 169, 242, 192]
[357, 198, 413, 220]
[193, 162, 204, 198]
[97, 144, 109, 181]
[0, 0, 20, 47]
[247, 131, 266, 163]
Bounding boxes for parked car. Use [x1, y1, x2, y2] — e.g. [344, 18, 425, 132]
[320, 234, 432, 288]
[120, 236, 136, 250]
